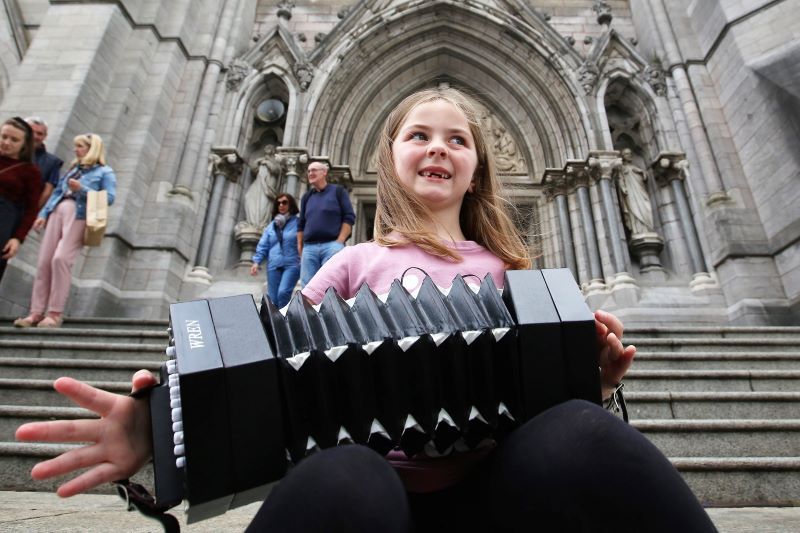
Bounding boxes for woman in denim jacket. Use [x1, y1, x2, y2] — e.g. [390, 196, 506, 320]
[250, 193, 301, 308]
[14, 133, 116, 328]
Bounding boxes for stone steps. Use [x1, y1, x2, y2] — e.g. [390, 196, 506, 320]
[625, 326, 800, 339]
[0, 356, 161, 381]
[623, 337, 800, 352]
[0, 320, 797, 506]
[0, 339, 165, 360]
[624, 369, 800, 391]
[631, 352, 800, 370]
[0, 326, 167, 343]
[626, 391, 800, 419]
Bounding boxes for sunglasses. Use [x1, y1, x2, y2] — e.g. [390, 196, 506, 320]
[277, 199, 289, 206]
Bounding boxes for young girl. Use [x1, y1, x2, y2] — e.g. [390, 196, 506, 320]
[13, 133, 116, 328]
[15, 89, 716, 532]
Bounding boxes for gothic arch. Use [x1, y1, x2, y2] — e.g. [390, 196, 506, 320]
[301, 3, 593, 181]
[223, 66, 301, 154]
[599, 75, 663, 162]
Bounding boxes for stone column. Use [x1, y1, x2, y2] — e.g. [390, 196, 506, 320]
[652, 152, 716, 293]
[169, 0, 241, 199]
[277, 147, 310, 198]
[647, 0, 729, 206]
[543, 169, 578, 279]
[587, 152, 640, 301]
[187, 147, 244, 284]
[565, 161, 605, 294]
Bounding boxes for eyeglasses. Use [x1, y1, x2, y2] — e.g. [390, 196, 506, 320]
[277, 199, 289, 206]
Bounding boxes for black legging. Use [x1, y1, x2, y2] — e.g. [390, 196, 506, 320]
[0, 197, 22, 283]
[247, 400, 717, 533]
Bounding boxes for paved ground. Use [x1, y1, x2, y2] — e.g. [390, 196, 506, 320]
[0, 491, 799, 532]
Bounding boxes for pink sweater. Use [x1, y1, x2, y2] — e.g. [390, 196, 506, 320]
[302, 239, 507, 492]
[302, 239, 506, 302]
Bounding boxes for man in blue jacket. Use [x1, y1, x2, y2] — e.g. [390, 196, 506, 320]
[26, 117, 63, 209]
[297, 161, 356, 286]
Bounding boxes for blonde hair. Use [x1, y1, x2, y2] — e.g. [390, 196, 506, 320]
[374, 87, 531, 270]
[71, 133, 106, 167]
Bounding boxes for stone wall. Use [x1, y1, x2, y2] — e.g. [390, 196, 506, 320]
[0, 0, 797, 325]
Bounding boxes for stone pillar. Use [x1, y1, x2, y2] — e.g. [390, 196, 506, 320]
[187, 147, 244, 284]
[543, 169, 578, 279]
[587, 152, 640, 301]
[169, 0, 241, 199]
[565, 161, 605, 294]
[652, 152, 716, 293]
[647, 0, 729, 206]
[276, 147, 309, 199]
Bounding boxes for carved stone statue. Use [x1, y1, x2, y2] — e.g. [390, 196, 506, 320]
[491, 122, 523, 172]
[578, 61, 599, 95]
[480, 112, 525, 173]
[615, 148, 655, 235]
[244, 145, 282, 229]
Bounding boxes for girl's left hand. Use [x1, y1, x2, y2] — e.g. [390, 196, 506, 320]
[67, 178, 81, 192]
[2, 238, 20, 259]
[594, 309, 636, 400]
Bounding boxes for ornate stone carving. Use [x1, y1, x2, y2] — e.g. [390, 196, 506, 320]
[276, 148, 309, 177]
[211, 151, 244, 183]
[593, 0, 613, 26]
[475, 105, 526, 173]
[542, 169, 568, 201]
[651, 151, 687, 186]
[577, 61, 599, 94]
[587, 152, 622, 182]
[225, 59, 250, 92]
[484, 116, 526, 173]
[277, 1, 294, 21]
[293, 61, 314, 91]
[614, 148, 655, 235]
[644, 65, 667, 96]
[564, 160, 591, 189]
[243, 145, 284, 230]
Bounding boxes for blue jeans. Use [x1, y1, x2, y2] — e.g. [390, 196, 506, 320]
[267, 265, 301, 308]
[300, 240, 344, 286]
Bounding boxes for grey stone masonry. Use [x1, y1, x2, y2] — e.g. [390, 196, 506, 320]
[0, 0, 797, 326]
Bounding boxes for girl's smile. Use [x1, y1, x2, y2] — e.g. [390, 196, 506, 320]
[392, 100, 478, 216]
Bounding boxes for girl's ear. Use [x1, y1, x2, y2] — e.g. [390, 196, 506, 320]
[468, 179, 476, 193]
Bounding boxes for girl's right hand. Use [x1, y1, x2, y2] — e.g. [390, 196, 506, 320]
[32, 217, 46, 231]
[15, 370, 156, 497]
[249, 263, 259, 276]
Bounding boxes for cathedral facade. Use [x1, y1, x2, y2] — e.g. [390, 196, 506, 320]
[0, 0, 797, 326]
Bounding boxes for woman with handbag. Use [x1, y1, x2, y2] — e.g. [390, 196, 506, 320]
[14, 133, 116, 328]
[0, 117, 42, 283]
[249, 193, 301, 308]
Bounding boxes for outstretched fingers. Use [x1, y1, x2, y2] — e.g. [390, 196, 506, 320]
[56, 461, 128, 498]
[30, 442, 105, 482]
[16, 418, 101, 444]
[53, 377, 119, 417]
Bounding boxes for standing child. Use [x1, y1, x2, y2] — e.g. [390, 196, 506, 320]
[16, 89, 717, 533]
